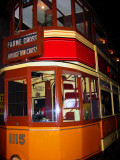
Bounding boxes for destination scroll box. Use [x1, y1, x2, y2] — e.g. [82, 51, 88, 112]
[2, 27, 44, 64]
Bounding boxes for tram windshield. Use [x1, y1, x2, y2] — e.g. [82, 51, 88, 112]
[31, 71, 56, 122]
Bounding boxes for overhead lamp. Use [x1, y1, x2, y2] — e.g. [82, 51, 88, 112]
[109, 49, 114, 55]
[116, 57, 119, 62]
[41, 4, 45, 9]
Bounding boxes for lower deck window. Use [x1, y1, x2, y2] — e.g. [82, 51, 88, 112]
[31, 71, 56, 122]
[113, 94, 120, 114]
[62, 73, 80, 122]
[8, 79, 27, 116]
[101, 90, 112, 116]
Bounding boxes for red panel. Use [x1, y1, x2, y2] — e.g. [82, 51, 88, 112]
[65, 92, 79, 99]
[37, 38, 95, 68]
[102, 116, 116, 137]
[98, 54, 109, 75]
[115, 115, 120, 129]
[44, 38, 76, 59]
[76, 40, 95, 68]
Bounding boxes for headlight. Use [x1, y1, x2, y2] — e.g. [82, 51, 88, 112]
[10, 155, 21, 160]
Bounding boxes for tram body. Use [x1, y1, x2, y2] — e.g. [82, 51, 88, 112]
[0, 0, 120, 160]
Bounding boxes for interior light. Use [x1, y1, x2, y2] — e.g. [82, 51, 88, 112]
[102, 39, 105, 44]
[41, 5, 45, 9]
[109, 49, 114, 55]
[99, 38, 106, 44]
[116, 58, 120, 62]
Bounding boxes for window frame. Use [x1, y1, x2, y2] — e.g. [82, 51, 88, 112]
[28, 66, 61, 127]
[4, 67, 29, 126]
[10, 0, 95, 44]
[100, 79, 113, 118]
[59, 67, 100, 127]
[80, 76, 100, 123]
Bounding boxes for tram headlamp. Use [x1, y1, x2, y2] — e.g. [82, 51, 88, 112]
[10, 155, 21, 160]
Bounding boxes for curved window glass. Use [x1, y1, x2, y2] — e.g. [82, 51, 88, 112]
[57, 0, 72, 27]
[15, 2, 19, 31]
[37, 0, 53, 27]
[75, 2, 84, 34]
[22, 2, 33, 29]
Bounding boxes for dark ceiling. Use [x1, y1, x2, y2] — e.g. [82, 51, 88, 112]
[0, 0, 120, 58]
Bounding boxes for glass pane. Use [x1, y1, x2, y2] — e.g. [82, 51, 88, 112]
[15, 3, 19, 31]
[37, 0, 53, 27]
[75, 2, 84, 34]
[57, 0, 72, 27]
[101, 90, 112, 116]
[84, 11, 93, 41]
[62, 74, 80, 122]
[0, 77, 4, 123]
[81, 77, 91, 120]
[91, 78, 99, 119]
[22, 4, 33, 29]
[91, 79, 98, 98]
[95, 27, 107, 54]
[22, 0, 33, 5]
[8, 79, 27, 116]
[31, 71, 56, 122]
[113, 94, 120, 114]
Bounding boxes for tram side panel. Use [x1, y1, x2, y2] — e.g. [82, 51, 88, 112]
[100, 117, 117, 151]
[6, 127, 29, 160]
[115, 115, 120, 138]
[60, 123, 101, 160]
[0, 127, 6, 159]
[28, 128, 61, 160]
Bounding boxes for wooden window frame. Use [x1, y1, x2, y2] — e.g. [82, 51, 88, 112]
[9, 0, 95, 44]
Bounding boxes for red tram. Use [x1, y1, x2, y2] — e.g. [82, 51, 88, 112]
[0, 0, 120, 159]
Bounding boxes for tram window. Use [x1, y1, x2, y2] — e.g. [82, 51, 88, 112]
[101, 90, 112, 116]
[91, 78, 99, 119]
[95, 26, 107, 54]
[57, 0, 72, 27]
[75, 2, 84, 34]
[0, 77, 4, 123]
[31, 71, 56, 122]
[8, 79, 27, 116]
[81, 77, 91, 120]
[22, 2, 33, 29]
[37, 0, 53, 27]
[15, 2, 19, 31]
[62, 73, 80, 122]
[113, 94, 120, 114]
[84, 9, 93, 41]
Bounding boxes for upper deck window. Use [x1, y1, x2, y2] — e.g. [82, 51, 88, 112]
[37, 0, 53, 27]
[22, 0, 33, 30]
[14, 2, 19, 31]
[57, 0, 72, 27]
[75, 0, 93, 42]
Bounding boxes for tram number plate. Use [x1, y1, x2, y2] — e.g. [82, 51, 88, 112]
[9, 134, 25, 145]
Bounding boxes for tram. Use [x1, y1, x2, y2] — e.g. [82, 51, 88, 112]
[0, 0, 120, 159]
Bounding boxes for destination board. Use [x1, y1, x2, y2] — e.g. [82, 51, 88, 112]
[3, 27, 44, 64]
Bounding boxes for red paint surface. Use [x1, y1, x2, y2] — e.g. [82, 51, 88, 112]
[37, 38, 95, 68]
